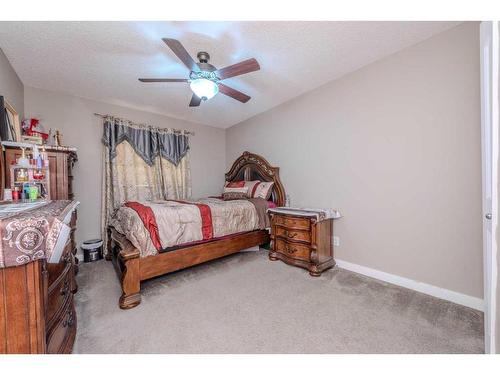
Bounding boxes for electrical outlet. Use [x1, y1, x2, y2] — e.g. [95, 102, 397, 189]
[333, 236, 340, 247]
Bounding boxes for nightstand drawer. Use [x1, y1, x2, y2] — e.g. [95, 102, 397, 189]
[273, 215, 310, 230]
[276, 238, 310, 261]
[275, 226, 311, 243]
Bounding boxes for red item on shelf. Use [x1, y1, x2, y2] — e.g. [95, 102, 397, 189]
[22, 118, 49, 140]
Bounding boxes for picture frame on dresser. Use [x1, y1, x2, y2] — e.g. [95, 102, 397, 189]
[5, 100, 21, 142]
[0, 96, 9, 141]
[0, 96, 21, 142]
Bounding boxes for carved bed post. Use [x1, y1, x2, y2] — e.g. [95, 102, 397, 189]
[108, 227, 142, 309]
[118, 247, 141, 309]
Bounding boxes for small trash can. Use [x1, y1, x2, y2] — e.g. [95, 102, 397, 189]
[82, 239, 103, 263]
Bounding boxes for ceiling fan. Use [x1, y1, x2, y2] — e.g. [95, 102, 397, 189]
[139, 38, 260, 107]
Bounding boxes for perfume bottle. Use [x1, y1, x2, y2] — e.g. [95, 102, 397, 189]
[37, 154, 43, 169]
[18, 147, 29, 167]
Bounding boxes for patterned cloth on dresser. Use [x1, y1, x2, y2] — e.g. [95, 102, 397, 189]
[267, 207, 342, 222]
[0, 200, 79, 268]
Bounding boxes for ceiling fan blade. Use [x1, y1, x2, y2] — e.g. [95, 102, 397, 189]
[162, 38, 200, 72]
[217, 83, 251, 103]
[215, 58, 260, 80]
[138, 78, 188, 82]
[189, 94, 202, 107]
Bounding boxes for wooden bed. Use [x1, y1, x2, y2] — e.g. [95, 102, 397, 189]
[106, 151, 285, 309]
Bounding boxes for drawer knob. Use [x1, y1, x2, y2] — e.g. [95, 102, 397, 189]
[285, 231, 298, 239]
[284, 244, 297, 254]
[64, 253, 73, 264]
[63, 310, 75, 327]
[60, 280, 70, 296]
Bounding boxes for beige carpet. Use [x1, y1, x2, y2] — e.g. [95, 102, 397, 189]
[73, 249, 484, 353]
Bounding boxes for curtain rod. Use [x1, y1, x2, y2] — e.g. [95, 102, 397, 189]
[93, 113, 195, 136]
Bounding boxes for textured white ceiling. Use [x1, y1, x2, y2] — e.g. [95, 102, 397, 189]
[0, 21, 460, 128]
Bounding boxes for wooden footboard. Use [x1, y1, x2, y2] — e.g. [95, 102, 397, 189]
[107, 227, 141, 309]
[107, 226, 270, 309]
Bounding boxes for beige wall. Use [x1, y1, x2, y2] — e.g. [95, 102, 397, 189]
[226, 22, 483, 298]
[0, 48, 23, 118]
[24, 86, 226, 248]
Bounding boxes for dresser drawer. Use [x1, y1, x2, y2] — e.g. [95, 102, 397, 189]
[47, 261, 72, 328]
[275, 238, 311, 261]
[46, 297, 76, 354]
[273, 215, 310, 230]
[46, 240, 73, 285]
[275, 226, 311, 243]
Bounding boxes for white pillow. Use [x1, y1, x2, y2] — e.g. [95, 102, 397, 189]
[251, 181, 274, 200]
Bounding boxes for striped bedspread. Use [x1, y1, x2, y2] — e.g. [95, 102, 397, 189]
[110, 198, 269, 258]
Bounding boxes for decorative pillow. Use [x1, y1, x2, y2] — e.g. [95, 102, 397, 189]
[225, 181, 245, 188]
[251, 181, 274, 200]
[222, 191, 248, 201]
[222, 186, 249, 195]
[243, 180, 261, 198]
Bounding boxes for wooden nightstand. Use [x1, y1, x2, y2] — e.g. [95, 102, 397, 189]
[268, 208, 337, 276]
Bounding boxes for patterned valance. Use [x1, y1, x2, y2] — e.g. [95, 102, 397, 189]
[102, 116, 190, 166]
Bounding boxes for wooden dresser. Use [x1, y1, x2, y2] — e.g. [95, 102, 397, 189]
[269, 209, 335, 276]
[0, 146, 78, 354]
[0, 210, 78, 354]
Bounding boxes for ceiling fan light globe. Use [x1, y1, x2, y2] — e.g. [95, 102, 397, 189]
[190, 78, 218, 100]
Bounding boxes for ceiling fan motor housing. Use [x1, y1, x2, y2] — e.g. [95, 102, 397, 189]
[197, 51, 210, 62]
[195, 52, 217, 73]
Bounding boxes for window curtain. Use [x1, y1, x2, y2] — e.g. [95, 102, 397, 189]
[101, 116, 192, 250]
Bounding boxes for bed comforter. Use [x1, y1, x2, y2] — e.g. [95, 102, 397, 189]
[110, 197, 270, 258]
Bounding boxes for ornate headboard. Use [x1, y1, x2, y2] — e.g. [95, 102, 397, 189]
[225, 151, 286, 207]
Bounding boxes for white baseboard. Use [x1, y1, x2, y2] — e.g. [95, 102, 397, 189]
[335, 259, 484, 311]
